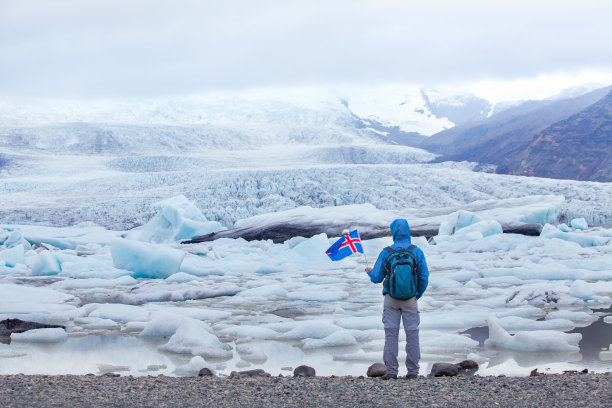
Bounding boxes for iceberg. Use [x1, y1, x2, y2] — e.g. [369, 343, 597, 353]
[11, 328, 68, 343]
[570, 218, 588, 231]
[0, 244, 25, 267]
[236, 345, 267, 362]
[140, 313, 206, 338]
[135, 195, 224, 243]
[158, 319, 232, 359]
[301, 330, 357, 349]
[485, 316, 581, 352]
[2, 230, 32, 250]
[31, 252, 62, 276]
[438, 210, 483, 235]
[111, 238, 185, 279]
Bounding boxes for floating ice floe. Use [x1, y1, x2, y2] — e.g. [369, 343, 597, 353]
[495, 316, 576, 332]
[0, 245, 25, 267]
[132, 195, 225, 243]
[438, 210, 484, 235]
[129, 281, 240, 302]
[545, 310, 599, 325]
[139, 313, 214, 338]
[0, 284, 76, 321]
[219, 325, 279, 340]
[86, 303, 150, 323]
[570, 218, 589, 231]
[600, 345, 612, 361]
[485, 316, 581, 352]
[276, 320, 341, 340]
[1, 194, 612, 376]
[301, 329, 357, 349]
[74, 317, 120, 330]
[2, 230, 32, 250]
[540, 223, 612, 247]
[236, 345, 268, 362]
[11, 328, 68, 343]
[158, 319, 232, 359]
[111, 238, 185, 279]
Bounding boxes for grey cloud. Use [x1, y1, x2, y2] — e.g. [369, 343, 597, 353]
[1, 0, 611, 98]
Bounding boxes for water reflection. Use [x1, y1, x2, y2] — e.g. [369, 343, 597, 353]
[1, 308, 610, 377]
[0, 335, 175, 376]
[462, 308, 612, 375]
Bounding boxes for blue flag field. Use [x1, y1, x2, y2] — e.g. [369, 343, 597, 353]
[325, 230, 363, 261]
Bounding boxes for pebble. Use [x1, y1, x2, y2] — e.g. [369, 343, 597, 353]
[0, 373, 610, 407]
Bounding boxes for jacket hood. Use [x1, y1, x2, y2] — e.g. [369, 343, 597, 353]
[390, 219, 411, 243]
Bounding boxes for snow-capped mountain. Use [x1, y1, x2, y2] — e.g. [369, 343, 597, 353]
[1, 85, 611, 230]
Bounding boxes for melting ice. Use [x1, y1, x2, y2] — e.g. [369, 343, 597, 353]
[1, 195, 612, 377]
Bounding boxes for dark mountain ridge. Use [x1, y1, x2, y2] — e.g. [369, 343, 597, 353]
[498, 90, 612, 181]
[419, 85, 612, 182]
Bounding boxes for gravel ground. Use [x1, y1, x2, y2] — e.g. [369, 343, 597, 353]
[1, 373, 610, 408]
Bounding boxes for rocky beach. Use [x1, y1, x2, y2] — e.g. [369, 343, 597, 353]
[1, 372, 611, 408]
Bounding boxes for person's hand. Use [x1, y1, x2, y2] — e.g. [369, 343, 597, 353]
[365, 267, 372, 274]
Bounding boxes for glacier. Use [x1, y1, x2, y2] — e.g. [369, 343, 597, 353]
[1, 90, 612, 377]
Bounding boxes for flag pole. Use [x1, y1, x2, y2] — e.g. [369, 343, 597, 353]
[363, 252, 370, 269]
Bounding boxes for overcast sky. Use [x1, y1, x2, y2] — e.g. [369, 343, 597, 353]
[1, 0, 611, 101]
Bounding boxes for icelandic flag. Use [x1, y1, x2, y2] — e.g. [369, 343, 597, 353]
[326, 230, 363, 261]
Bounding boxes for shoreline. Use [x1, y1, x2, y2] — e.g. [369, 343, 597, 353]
[1, 372, 611, 408]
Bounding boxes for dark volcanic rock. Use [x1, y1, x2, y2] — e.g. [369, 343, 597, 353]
[183, 221, 534, 245]
[502, 224, 542, 236]
[430, 363, 459, 377]
[183, 224, 396, 244]
[429, 360, 479, 377]
[366, 363, 387, 378]
[293, 365, 316, 377]
[198, 368, 215, 377]
[0, 319, 66, 338]
[457, 360, 479, 370]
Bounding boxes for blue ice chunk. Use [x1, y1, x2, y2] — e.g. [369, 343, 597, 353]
[31, 252, 62, 276]
[519, 203, 560, 225]
[540, 223, 560, 236]
[455, 220, 503, 238]
[557, 223, 571, 232]
[111, 238, 186, 279]
[3, 230, 32, 250]
[138, 195, 225, 243]
[439, 210, 483, 235]
[22, 236, 77, 250]
[541, 230, 609, 247]
[570, 218, 588, 231]
[0, 244, 25, 267]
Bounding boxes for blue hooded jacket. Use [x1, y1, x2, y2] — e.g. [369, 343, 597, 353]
[368, 219, 429, 298]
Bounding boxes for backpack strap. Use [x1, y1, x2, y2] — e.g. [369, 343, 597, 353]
[384, 245, 416, 254]
[383, 246, 396, 255]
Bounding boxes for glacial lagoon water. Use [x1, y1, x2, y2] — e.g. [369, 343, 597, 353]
[2, 308, 611, 378]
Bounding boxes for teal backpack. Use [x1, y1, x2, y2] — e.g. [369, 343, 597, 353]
[383, 245, 418, 300]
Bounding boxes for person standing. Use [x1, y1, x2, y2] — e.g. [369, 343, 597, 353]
[366, 218, 429, 379]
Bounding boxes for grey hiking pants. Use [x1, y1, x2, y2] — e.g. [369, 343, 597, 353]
[382, 294, 420, 375]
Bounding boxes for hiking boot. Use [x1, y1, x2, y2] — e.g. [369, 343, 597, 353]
[405, 374, 418, 379]
[381, 374, 397, 380]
